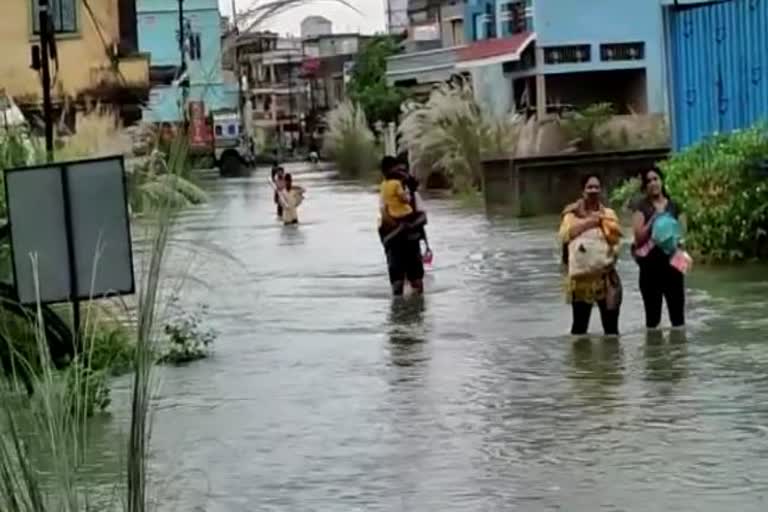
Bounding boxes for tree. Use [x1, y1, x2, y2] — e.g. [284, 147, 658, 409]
[347, 35, 405, 124]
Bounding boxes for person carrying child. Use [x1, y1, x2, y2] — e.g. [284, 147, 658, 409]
[378, 156, 427, 296]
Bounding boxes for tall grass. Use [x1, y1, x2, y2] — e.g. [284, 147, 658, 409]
[398, 80, 522, 192]
[323, 100, 379, 177]
[0, 130, 190, 511]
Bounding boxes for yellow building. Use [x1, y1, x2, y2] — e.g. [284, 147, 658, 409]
[0, 0, 149, 114]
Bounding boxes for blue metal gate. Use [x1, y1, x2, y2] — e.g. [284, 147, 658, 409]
[667, 0, 768, 149]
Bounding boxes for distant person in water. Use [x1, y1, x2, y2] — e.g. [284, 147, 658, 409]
[271, 164, 285, 218]
[279, 173, 305, 225]
[378, 156, 427, 296]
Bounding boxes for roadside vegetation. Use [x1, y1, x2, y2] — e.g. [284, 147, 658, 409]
[346, 34, 405, 125]
[0, 109, 220, 509]
[398, 80, 522, 194]
[323, 100, 380, 177]
[611, 123, 768, 262]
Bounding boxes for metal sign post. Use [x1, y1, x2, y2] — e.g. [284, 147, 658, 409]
[4, 157, 136, 350]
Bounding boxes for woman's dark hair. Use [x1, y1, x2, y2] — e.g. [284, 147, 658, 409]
[580, 173, 602, 190]
[641, 165, 669, 197]
[381, 156, 398, 174]
[284, 173, 293, 189]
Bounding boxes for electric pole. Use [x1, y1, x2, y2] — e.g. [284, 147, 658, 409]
[178, 0, 189, 126]
[38, 0, 54, 162]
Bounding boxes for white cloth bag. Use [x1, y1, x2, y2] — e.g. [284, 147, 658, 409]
[568, 227, 615, 278]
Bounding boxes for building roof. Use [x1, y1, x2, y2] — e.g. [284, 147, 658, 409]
[302, 33, 373, 42]
[456, 32, 536, 68]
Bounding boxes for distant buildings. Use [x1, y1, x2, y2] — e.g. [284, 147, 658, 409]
[301, 16, 333, 39]
[137, 0, 238, 126]
[233, 17, 371, 151]
[386, 0, 409, 35]
[236, 31, 306, 149]
[387, 0, 668, 117]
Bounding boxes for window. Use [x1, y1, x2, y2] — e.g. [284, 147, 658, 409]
[473, 13, 483, 41]
[188, 33, 202, 61]
[600, 42, 645, 61]
[215, 125, 223, 136]
[450, 19, 464, 46]
[484, 5, 496, 38]
[543, 45, 591, 64]
[31, 0, 77, 34]
[502, 1, 526, 35]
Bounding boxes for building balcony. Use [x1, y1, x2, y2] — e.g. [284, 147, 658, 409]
[385, 45, 463, 86]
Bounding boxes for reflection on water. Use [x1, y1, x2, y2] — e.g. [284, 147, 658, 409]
[72, 164, 768, 510]
[387, 296, 429, 373]
[644, 329, 689, 383]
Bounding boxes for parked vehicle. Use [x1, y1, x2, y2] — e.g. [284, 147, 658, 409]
[212, 110, 254, 177]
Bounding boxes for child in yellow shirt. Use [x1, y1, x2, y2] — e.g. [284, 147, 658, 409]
[379, 156, 419, 227]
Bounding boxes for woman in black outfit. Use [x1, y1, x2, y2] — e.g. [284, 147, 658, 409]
[632, 167, 686, 329]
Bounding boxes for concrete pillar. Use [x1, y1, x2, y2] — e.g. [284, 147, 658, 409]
[535, 47, 547, 121]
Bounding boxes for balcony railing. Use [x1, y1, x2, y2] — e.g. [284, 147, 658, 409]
[385, 45, 464, 86]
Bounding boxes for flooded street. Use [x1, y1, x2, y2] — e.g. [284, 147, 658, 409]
[112, 163, 768, 510]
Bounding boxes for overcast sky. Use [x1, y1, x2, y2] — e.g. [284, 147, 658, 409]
[219, 0, 387, 36]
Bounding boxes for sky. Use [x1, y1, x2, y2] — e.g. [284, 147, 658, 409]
[219, 0, 387, 36]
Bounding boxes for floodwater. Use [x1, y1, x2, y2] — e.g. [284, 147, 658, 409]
[101, 163, 768, 510]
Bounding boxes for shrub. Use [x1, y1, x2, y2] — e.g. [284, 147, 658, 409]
[661, 124, 768, 261]
[560, 102, 615, 152]
[398, 80, 522, 192]
[323, 100, 379, 177]
[86, 321, 135, 377]
[609, 176, 642, 212]
[158, 297, 216, 365]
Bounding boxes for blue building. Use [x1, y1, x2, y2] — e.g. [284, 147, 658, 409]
[662, 0, 768, 149]
[136, 0, 237, 123]
[456, 0, 667, 117]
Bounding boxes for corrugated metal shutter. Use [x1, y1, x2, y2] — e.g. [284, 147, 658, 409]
[668, 0, 768, 149]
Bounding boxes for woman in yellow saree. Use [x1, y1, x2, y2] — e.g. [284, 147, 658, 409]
[559, 174, 623, 337]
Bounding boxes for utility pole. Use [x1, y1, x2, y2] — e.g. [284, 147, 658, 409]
[231, 0, 244, 130]
[38, 0, 54, 162]
[178, 0, 189, 126]
[287, 53, 294, 151]
[35, 1, 81, 343]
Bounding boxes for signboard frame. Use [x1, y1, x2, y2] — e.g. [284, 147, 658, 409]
[4, 155, 136, 306]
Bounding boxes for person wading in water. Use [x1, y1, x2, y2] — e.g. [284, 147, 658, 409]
[279, 173, 305, 225]
[271, 164, 286, 218]
[559, 174, 623, 337]
[378, 156, 427, 296]
[632, 166, 687, 330]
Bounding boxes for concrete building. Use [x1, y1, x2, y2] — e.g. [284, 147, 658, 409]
[236, 31, 307, 149]
[386, 0, 409, 35]
[300, 15, 332, 39]
[0, 0, 149, 123]
[137, 0, 238, 124]
[301, 33, 371, 122]
[387, 0, 668, 117]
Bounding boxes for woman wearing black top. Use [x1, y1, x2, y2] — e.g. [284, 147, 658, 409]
[632, 166, 686, 329]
